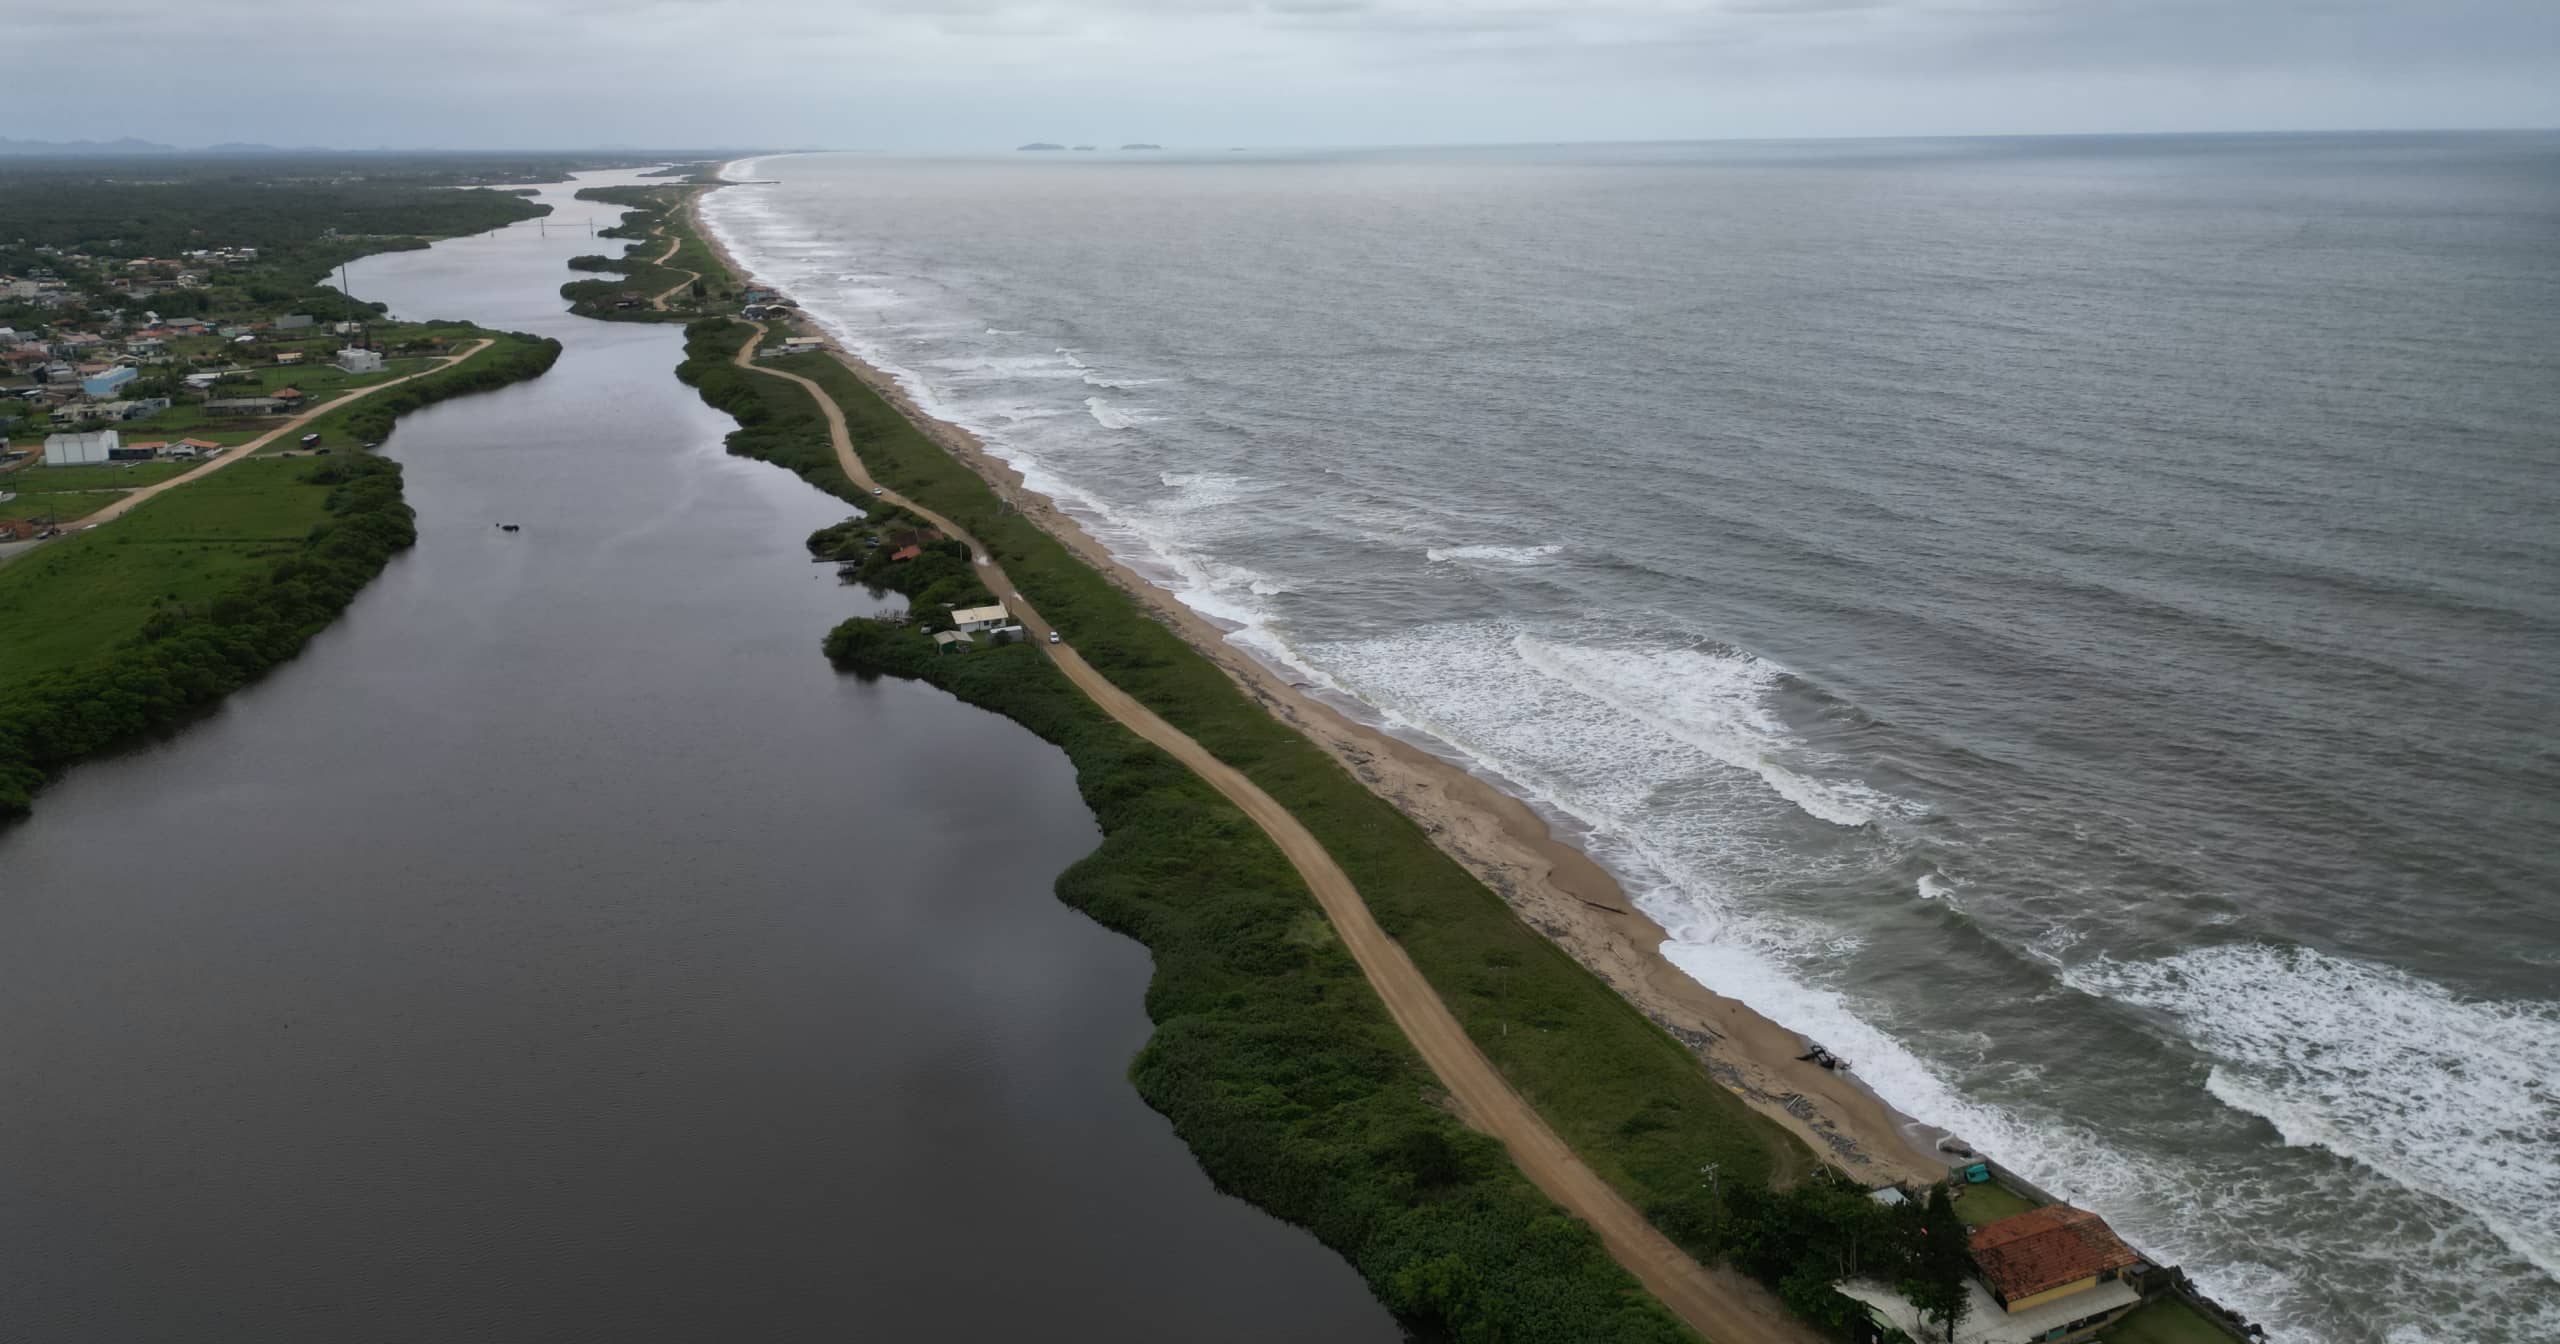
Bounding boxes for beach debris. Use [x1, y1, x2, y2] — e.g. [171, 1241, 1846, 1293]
[1796, 1043, 1849, 1071]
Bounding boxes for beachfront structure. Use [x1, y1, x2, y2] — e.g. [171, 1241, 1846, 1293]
[951, 604, 1010, 634]
[44, 429, 118, 466]
[1841, 1205, 2150, 1344]
[336, 348, 385, 374]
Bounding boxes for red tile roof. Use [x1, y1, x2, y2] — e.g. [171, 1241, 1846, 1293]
[889, 545, 922, 561]
[1969, 1206, 2144, 1303]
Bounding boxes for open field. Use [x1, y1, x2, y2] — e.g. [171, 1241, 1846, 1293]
[0, 458, 333, 682]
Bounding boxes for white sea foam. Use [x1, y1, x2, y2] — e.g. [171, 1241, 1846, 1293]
[1513, 634, 1912, 829]
[1426, 543, 1563, 566]
[1154, 471, 1256, 512]
[2069, 945, 2560, 1282]
[1084, 397, 1143, 430]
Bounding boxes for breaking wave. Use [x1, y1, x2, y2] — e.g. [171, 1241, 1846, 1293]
[2069, 944, 2560, 1282]
[1426, 544, 1563, 566]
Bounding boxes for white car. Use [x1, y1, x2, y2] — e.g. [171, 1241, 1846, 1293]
[1048, 631, 1061, 645]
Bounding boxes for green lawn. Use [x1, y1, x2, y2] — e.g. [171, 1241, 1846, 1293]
[1952, 1179, 2041, 1226]
[2105, 1296, 2239, 1344]
[0, 458, 333, 682]
[4, 462, 195, 493]
[1, 491, 120, 523]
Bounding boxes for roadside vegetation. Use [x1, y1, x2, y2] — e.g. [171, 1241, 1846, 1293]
[0, 331, 560, 817]
[0, 454, 409, 818]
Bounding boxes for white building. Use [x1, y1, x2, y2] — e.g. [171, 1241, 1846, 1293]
[336, 347, 385, 374]
[951, 604, 1010, 634]
[44, 429, 118, 466]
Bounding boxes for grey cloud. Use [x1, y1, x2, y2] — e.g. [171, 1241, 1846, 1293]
[8, 0, 2554, 148]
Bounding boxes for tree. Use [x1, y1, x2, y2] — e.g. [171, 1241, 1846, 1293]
[1903, 1186, 1972, 1343]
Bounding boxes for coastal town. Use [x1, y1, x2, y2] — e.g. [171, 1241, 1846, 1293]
[0, 244, 480, 544]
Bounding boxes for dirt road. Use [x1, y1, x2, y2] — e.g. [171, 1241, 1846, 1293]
[731, 323, 1815, 1344]
[71, 339, 495, 531]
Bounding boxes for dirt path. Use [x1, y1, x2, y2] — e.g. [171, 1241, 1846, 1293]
[647, 208, 702, 310]
[71, 339, 495, 531]
[731, 323, 1816, 1344]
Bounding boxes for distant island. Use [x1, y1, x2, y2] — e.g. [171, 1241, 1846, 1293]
[1120, 144, 1162, 150]
[1016, 143, 1065, 151]
[1071, 145, 1096, 152]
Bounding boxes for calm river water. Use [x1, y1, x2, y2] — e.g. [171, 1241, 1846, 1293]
[0, 172, 1396, 1341]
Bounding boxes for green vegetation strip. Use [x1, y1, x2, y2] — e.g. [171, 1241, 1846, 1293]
[558, 175, 732, 323]
[673, 318, 1988, 1337]
[0, 334, 561, 818]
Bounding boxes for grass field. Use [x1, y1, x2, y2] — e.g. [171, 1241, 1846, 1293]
[2105, 1295, 2241, 1344]
[0, 458, 334, 682]
[1951, 1179, 2041, 1226]
[4, 462, 195, 493]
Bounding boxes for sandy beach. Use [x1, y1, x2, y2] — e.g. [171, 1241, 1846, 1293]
[690, 179, 1948, 1190]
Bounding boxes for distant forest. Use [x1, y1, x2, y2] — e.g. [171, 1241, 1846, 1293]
[0, 157, 597, 259]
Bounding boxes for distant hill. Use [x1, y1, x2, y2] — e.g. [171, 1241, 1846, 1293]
[1120, 143, 1163, 150]
[0, 137, 341, 157]
[0, 136, 178, 156]
[1017, 142, 1066, 151]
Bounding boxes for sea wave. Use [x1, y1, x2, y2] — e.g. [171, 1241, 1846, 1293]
[1426, 543, 1562, 566]
[1511, 633, 1913, 829]
[1084, 397, 1142, 430]
[2068, 944, 2560, 1282]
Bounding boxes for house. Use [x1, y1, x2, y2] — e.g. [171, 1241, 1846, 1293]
[82, 365, 138, 399]
[204, 397, 286, 416]
[888, 544, 922, 562]
[951, 603, 1010, 634]
[274, 350, 305, 366]
[273, 387, 305, 408]
[44, 429, 118, 465]
[112, 440, 165, 461]
[0, 517, 45, 541]
[932, 630, 974, 652]
[275, 314, 314, 331]
[336, 347, 384, 374]
[1968, 1206, 2148, 1319]
[181, 372, 222, 391]
[780, 336, 826, 356]
[1839, 1204, 2152, 1344]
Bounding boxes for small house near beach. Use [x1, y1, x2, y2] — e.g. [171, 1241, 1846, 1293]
[951, 604, 1010, 634]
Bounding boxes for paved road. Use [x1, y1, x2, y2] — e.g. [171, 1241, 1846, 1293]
[731, 323, 1817, 1344]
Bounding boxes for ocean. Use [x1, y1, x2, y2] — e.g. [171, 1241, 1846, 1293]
[702, 134, 2560, 1343]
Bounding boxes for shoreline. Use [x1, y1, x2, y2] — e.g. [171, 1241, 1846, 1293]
[690, 170, 1946, 1188]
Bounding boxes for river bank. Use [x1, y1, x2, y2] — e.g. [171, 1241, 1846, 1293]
[0, 169, 1403, 1340]
[687, 177, 1945, 1191]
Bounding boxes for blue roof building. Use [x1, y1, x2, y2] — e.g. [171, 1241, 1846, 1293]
[82, 365, 137, 399]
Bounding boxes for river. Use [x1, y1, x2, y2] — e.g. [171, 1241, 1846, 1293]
[0, 171, 1398, 1342]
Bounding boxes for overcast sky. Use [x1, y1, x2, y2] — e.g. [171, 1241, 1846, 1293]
[19, 0, 2559, 150]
